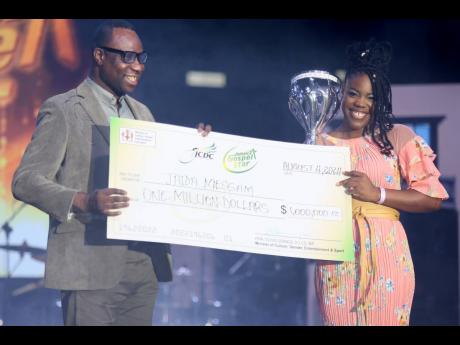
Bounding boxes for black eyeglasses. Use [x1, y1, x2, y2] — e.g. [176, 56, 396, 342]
[99, 46, 148, 64]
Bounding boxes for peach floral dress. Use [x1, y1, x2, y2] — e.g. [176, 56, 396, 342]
[315, 124, 449, 326]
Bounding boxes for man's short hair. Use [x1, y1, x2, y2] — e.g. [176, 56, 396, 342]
[92, 19, 137, 48]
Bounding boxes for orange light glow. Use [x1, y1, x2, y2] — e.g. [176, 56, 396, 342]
[50, 19, 79, 71]
[17, 19, 46, 72]
[0, 19, 80, 203]
[0, 77, 18, 108]
[0, 25, 19, 72]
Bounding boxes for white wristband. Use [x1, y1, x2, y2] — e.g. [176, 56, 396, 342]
[377, 187, 386, 204]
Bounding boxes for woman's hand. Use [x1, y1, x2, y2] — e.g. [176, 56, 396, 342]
[337, 170, 380, 203]
[337, 171, 443, 211]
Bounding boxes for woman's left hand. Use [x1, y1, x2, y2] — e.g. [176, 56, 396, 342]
[337, 170, 380, 203]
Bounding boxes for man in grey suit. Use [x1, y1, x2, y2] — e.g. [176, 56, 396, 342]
[12, 19, 210, 325]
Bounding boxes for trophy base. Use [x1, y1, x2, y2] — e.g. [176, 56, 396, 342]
[303, 132, 317, 145]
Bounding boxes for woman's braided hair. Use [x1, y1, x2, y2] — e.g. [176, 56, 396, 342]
[345, 39, 396, 155]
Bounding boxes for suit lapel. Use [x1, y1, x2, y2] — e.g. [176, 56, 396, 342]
[125, 96, 144, 121]
[125, 96, 155, 122]
[76, 81, 110, 145]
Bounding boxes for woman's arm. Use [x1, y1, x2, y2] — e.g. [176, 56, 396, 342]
[338, 170, 442, 213]
[382, 188, 442, 212]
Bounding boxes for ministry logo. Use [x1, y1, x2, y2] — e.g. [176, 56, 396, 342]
[120, 128, 134, 144]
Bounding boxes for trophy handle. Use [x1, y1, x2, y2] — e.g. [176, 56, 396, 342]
[316, 82, 341, 135]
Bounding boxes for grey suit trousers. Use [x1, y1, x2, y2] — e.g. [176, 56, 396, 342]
[60, 245, 159, 326]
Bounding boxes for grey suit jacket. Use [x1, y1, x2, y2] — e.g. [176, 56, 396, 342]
[12, 80, 173, 290]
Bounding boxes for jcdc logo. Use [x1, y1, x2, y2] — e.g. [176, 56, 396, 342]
[179, 143, 217, 164]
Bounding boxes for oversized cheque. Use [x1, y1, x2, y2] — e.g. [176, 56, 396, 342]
[107, 118, 353, 261]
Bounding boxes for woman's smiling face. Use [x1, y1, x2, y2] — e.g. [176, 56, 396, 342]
[341, 72, 374, 137]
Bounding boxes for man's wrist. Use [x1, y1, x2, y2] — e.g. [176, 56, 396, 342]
[72, 192, 91, 213]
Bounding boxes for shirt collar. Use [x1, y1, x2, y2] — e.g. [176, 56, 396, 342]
[85, 77, 126, 107]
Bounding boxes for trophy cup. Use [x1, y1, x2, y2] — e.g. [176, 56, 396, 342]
[288, 70, 342, 144]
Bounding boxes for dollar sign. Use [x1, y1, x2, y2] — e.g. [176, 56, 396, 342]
[281, 205, 286, 215]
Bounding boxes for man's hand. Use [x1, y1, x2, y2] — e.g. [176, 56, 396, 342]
[197, 122, 212, 137]
[72, 188, 130, 216]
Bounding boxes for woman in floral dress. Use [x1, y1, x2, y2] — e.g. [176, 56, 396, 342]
[315, 40, 449, 326]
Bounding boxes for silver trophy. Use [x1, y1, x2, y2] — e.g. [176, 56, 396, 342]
[288, 70, 342, 144]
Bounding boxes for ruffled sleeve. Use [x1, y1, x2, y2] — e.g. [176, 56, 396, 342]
[398, 135, 449, 199]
